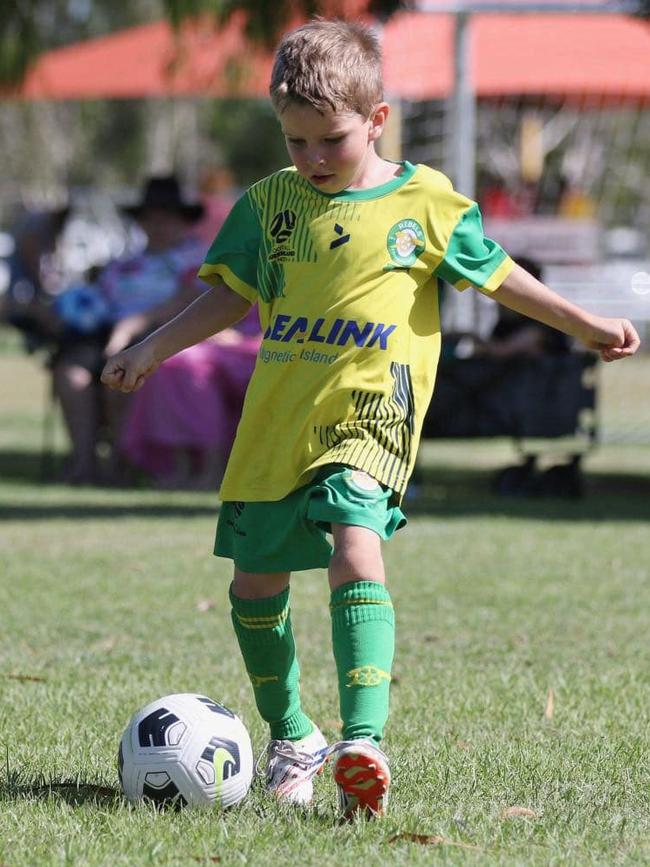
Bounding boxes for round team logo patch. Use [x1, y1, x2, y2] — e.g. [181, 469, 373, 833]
[348, 470, 381, 492]
[387, 219, 425, 267]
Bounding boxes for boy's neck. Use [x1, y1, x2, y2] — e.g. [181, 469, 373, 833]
[346, 148, 403, 191]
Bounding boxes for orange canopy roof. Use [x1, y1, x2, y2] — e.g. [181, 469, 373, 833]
[13, 13, 274, 101]
[384, 12, 650, 101]
[10, 11, 650, 103]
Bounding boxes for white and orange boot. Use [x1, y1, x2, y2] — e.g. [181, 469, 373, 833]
[331, 738, 390, 819]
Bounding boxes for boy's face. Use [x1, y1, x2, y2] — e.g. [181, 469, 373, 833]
[279, 101, 387, 194]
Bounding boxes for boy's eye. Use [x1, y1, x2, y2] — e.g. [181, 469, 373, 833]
[325, 136, 344, 144]
[286, 138, 304, 146]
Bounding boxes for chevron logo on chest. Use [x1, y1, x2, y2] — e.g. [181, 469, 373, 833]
[329, 223, 351, 249]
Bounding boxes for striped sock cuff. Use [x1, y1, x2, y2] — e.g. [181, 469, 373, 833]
[230, 585, 290, 632]
[330, 580, 394, 628]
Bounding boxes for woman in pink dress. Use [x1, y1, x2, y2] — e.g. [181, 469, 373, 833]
[120, 305, 261, 489]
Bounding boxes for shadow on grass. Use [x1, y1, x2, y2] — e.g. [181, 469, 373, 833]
[1, 502, 220, 520]
[0, 450, 220, 520]
[2, 449, 650, 523]
[0, 777, 348, 826]
[0, 450, 53, 483]
[405, 464, 650, 523]
[0, 777, 122, 808]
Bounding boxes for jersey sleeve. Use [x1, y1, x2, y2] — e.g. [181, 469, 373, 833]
[197, 191, 261, 303]
[433, 202, 514, 293]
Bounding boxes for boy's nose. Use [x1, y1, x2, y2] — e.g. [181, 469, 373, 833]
[307, 153, 326, 168]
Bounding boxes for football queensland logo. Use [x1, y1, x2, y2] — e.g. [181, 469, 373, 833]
[386, 218, 425, 268]
[269, 208, 297, 262]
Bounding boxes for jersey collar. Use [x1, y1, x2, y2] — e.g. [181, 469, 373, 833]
[301, 161, 417, 201]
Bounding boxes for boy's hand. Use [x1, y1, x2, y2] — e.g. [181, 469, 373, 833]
[101, 340, 159, 393]
[582, 317, 640, 362]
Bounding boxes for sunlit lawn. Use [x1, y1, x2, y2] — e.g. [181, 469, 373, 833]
[1, 333, 649, 866]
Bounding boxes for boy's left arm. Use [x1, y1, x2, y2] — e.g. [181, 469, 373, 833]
[492, 264, 640, 362]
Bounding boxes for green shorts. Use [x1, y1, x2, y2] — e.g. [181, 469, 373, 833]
[214, 465, 407, 573]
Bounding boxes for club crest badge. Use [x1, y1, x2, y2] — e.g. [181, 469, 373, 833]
[386, 218, 425, 268]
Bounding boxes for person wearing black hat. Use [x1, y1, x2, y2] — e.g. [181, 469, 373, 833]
[123, 175, 205, 223]
[52, 174, 207, 485]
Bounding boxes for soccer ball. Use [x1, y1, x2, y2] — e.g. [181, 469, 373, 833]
[118, 693, 254, 809]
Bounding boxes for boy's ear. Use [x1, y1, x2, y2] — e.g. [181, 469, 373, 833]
[368, 102, 390, 143]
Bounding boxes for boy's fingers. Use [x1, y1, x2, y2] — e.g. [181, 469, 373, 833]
[100, 362, 125, 388]
[601, 344, 636, 362]
[100, 356, 140, 392]
[622, 321, 641, 353]
[590, 319, 640, 360]
[605, 322, 640, 359]
[119, 366, 141, 393]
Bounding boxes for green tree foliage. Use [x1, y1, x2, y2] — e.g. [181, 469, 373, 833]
[0, 1, 162, 85]
[162, 0, 409, 46]
[0, 0, 408, 86]
[207, 99, 289, 186]
[0, 0, 41, 86]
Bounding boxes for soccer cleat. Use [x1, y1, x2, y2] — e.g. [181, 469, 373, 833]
[261, 725, 329, 805]
[331, 738, 390, 819]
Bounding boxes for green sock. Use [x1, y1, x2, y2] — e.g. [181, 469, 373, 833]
[230, 585, 313, 741]
[330, 580, 395, 744]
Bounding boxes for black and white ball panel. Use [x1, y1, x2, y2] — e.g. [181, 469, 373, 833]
[118, 693, 253, 809]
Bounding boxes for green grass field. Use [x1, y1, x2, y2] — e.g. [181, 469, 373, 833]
[1, 333, 649, 866]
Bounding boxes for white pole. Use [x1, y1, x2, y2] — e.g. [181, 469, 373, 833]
[451, 11, 476, 199]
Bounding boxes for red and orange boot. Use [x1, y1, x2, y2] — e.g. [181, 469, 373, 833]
[331, 739, 390, 819]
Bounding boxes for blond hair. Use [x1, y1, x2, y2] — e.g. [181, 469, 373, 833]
[270, 19, 383, 117]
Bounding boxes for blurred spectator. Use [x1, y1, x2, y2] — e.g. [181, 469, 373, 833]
[0, 204, 70, 352]
[479, 175, 536, 219]
[52, 175, 206, 485]
[475, 257, 583, 498]
[118, 172, 261, 490]
[476, 258, 571, 360]
[557, 177, 597, 220]
[194, 165, 237, 247]
[120, 305, 262, 489]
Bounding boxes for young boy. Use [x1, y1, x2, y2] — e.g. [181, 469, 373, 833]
[102, 19, 639, 818]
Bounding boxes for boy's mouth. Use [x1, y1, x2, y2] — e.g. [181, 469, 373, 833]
[310, 172, 335, 185]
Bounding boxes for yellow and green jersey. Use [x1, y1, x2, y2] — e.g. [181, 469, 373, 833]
[198, 161, 514, 502]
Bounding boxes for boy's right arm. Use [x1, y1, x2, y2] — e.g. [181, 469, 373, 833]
[100, 280, 252, 393]
[492, 265, 640, 361]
